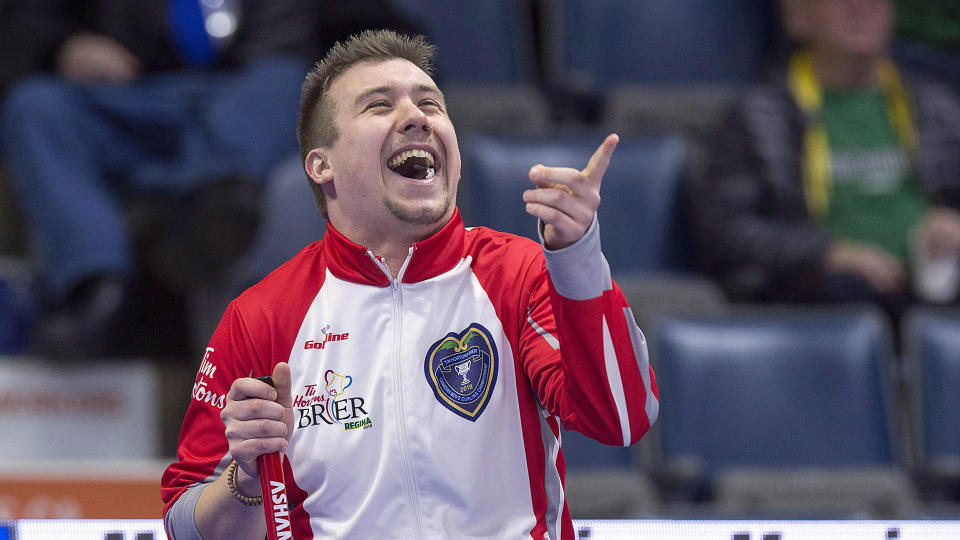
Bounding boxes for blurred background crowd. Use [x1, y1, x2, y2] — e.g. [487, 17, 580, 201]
[0, 0, 958, 522]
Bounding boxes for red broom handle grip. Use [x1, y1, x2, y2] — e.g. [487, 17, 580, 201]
[254, 376, 291, 540]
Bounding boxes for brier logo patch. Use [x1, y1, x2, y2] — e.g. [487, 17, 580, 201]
[295, 369, 373, 431]
[423, 323, 498, 421]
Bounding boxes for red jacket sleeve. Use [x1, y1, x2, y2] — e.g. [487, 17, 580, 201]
[160, 301, 267, 516]
[521, 222, 659, 446]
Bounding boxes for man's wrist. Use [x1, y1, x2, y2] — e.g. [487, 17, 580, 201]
[226, 460, 263, 506]
[542, 214, 610, 300]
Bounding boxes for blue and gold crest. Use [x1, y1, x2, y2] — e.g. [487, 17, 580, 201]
[424, 323, 498, 421]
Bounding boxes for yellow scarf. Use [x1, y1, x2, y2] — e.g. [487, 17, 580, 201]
[786, 49, 917, 219]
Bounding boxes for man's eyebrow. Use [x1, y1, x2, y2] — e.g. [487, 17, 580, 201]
[415, 83, 443, 98]
[354, 86, 393, 108]
[353, 84, 445, 108]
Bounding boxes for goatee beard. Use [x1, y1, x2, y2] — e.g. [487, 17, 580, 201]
[383, 192, 451, 226]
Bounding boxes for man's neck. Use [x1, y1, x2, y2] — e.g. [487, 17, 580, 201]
[328, 214, 449, 279]
[811, 48, 883, 90]
[365, 238, 415, 279]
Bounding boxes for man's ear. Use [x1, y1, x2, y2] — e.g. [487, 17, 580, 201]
[305, 148, 333, 185]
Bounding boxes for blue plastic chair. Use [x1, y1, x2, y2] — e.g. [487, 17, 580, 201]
[547, 0, 773, 88]
[653, 306, 899, 474]
[649, 306, 918, 517]
[560, 427, 659, 517]
[903, 308, 960, 476]
[389, 0, 537, 83]
[561, 429, 633, 469]
[460, 133, 689, 275]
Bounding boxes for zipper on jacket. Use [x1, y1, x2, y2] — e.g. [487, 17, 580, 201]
[368, 248, 425, 538]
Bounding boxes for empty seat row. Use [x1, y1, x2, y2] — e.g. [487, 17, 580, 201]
[561, 304, 960, 519]
[389, 0, 776, 88]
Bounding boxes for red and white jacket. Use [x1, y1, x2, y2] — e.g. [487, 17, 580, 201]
[161, 209, 659, 540]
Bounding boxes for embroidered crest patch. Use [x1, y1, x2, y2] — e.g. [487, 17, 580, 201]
[424, 323, 498, 421]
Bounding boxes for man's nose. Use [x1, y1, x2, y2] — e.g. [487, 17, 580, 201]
[398, 101, 431, 134]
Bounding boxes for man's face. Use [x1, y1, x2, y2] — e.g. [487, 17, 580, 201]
[795, 0, 893, 59]
[314, 58, 461, 235]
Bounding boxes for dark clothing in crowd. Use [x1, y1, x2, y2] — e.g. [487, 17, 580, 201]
[0, 0, 428, 358]
[691, 67, 960, 303]
[0, 0, 317, 94]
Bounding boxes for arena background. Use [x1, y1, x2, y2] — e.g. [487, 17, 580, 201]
[0, 0, 959, 534]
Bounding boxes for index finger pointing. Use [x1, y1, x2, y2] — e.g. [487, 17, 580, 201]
[582, 133, 619, 184]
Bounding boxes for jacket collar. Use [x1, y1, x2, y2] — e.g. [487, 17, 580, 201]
[322, 208, 466, 287]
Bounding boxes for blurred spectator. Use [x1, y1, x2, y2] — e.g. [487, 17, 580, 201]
[0, 1, 425, 359]
[690, 0, 960, 324]
[0, 0, 316, 357]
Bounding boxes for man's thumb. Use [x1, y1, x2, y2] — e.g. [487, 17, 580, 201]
[272, 362, 293, 408]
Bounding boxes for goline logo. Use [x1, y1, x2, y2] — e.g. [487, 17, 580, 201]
[304, 325, 349, 350]
[270, 480, 292, 540]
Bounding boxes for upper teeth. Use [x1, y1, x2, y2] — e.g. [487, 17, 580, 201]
[389, 149, 435, 169]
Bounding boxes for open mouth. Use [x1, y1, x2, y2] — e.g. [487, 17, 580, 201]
[387, 148, 438, 180]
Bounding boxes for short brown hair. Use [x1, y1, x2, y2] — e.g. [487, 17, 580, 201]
[296, 29, 437, 215]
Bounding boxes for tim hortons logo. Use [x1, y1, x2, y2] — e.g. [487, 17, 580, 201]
[192, 347, 226, 409]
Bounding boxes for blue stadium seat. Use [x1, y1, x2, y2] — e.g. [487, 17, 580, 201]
[654, 306, 897, 472]
[0, 260, 34, 354]
[389, 0, 537, 83]
[560, 428, 658, 518]
[386, 2, 552, 140]
[546, 0, 774, 88]
[561, 428, 633, 469]
[651, 306, 915, 517]
[460, 133, 689, 275]
[903, 308, 960, 479]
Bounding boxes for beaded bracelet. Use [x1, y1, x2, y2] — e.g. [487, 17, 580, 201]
[226, 460, 263, 506]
